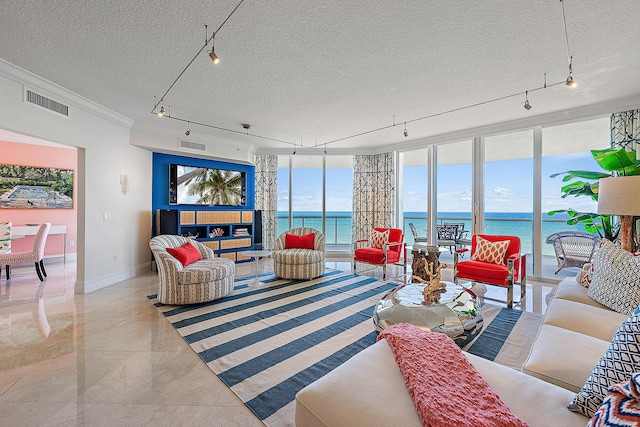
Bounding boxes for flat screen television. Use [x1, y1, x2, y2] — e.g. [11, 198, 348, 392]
[169, 164, 246, 206]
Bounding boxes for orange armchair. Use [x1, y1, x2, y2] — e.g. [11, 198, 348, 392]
[353, 227, 407, 280]
[453, 234, 526, 309]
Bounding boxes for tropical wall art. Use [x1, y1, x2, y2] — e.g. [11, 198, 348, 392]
[0, 163, 73, 209]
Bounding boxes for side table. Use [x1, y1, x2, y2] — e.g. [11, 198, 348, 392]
[240, 250, 272, 287]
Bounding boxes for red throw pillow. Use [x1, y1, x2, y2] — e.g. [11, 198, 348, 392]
[285, 233, 315, 249]
[166, 242, 201, 266]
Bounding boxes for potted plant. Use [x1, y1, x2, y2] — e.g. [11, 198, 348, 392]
[548, 147, 640, 241]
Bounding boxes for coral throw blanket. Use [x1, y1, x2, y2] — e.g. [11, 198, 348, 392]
[379, 323, 528, 427]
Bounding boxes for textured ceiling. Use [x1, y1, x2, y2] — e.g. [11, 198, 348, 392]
[1, 0, 639, 151]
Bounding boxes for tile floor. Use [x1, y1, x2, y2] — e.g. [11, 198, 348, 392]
[0, 258, 557, 426]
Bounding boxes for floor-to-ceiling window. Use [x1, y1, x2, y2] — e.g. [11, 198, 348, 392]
[325, 155, 353, 249]
[436, 140, 473, 239]
[401, 148, 428, 245]
[541, 116, 610, 278]
[277, 154, 354, 251]
[483, 130, 534, 249]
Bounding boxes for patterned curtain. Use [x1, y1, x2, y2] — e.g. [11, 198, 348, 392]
[254, 155, 278, 250]
[611, 109, 640, 160]
[352, 153, 395, 243]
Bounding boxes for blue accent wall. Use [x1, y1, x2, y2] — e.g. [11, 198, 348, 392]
[152, 152, 255, 235]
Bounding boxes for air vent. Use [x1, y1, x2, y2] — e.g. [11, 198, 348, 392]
[179, 139, 207, 152]
[24, 89, 69, 117]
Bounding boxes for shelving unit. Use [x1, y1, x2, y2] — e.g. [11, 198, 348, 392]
[157, 209, 255, 263]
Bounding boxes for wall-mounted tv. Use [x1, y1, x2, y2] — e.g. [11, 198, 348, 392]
[169, 164, 246, 206]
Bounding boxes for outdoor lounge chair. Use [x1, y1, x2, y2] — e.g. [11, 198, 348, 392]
[545, 231, 600, 274]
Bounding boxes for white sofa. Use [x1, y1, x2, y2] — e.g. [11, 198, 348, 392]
[295, 277, 626, 426]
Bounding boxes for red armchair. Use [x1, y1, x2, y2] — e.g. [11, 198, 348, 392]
[453, 234, 526, 309]
[353, 227, 407, 280]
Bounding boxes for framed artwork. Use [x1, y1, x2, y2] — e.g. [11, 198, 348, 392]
[0, 163, 74, 209]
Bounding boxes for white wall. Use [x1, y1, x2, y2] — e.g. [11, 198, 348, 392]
[0, 59, 152, 293]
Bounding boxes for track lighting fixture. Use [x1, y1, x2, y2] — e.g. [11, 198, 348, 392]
[157, 106, 164, 117]
[403, 122, 408, 137]
[565, 57, 577, 88]
[209, 33, 220, 64]
[185, 121, 191, 136]
[560, 1, 577, 89]
[523, 91, 532, 110]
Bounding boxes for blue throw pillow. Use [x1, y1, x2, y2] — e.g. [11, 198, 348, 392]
[569, 314, 640, 418]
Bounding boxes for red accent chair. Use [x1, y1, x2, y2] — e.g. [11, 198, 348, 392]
[453, 234, 526, 309]
[353, 227, 407, 280]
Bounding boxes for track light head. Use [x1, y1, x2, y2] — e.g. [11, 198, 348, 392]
[523, 91, 532, 110]
[185, 129, 190, 136]
[292, 150, 296, 155]
[403, 122, 408, 137]
[565, 56, 577, 88]
[209, 47, 220, 64]
[157, 106, 165, 117]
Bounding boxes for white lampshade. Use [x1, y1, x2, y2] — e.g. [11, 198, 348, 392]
[597, 176, 640, 215]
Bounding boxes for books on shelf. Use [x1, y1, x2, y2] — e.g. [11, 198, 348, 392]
[233, 227, 250, 237]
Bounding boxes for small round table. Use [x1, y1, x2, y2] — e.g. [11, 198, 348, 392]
[240, 250, 272, 287]
[373, 281, 483, 347]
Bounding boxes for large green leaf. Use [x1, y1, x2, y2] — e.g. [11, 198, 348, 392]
[549, 170, 611, 181]
[591, 148, 637, 172]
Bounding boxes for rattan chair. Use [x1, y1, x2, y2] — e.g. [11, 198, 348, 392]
[545, 231, 600, 274]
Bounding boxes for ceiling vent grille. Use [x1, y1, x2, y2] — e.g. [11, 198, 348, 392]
[179, 139, 207, 152]
[24, 89, 69, 117]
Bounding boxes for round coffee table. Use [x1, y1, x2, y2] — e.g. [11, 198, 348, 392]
[240, 250, 272, 287]
[373, 281, 483, 347]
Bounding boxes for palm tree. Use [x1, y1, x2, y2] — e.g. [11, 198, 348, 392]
[185, 168, 244, 205]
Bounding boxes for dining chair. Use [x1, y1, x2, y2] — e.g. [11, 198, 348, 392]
[0, 223, 50, 281]
[408, 222, 428, 244]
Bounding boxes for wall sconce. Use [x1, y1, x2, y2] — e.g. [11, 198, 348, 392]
[120, 174, 130, 195]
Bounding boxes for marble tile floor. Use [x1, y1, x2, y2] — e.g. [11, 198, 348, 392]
[0, 258, 557, 426]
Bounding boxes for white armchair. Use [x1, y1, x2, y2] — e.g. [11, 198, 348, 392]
[150, 235, 235, 305]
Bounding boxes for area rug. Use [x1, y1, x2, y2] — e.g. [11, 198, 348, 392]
[464, 303, 543, 370]
[148, 269, 398, 427]
[149, 271, 543, 427]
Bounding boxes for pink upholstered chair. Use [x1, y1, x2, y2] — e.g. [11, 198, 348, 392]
[353, 227, 406, 280]
[0, 223, 50, 281]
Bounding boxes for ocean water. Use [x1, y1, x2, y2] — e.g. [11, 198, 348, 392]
[277, 211, 587, 256]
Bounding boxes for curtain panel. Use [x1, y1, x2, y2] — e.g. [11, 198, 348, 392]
[254, 155, 278, 250]
[352, 153, 396, 243]
[611, 109, 640, 160]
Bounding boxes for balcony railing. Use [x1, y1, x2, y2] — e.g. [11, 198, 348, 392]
[278, 212, 587, 255]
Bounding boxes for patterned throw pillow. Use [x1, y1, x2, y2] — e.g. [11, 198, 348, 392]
[568, 314, 640, 418]
[587, 239, 640, 316]
[577, 263, 593, 288]
[471, 236, 509, 265]
[371, 229, 390, 249]
[587, 373, 640, 426]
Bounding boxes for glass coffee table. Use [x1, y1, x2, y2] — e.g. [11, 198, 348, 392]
[373, 281, 483, 347]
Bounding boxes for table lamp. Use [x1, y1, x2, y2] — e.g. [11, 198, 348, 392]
[597, 176, 640, 252]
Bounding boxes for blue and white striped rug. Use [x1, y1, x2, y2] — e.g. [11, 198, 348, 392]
[149, 270, 542, 426]
[149, 269, 399, 427]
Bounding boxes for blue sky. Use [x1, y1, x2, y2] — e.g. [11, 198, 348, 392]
[279, 151, 601, 214]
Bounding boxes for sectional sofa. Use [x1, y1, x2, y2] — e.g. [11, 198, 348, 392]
[295, 275, 629, 426]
